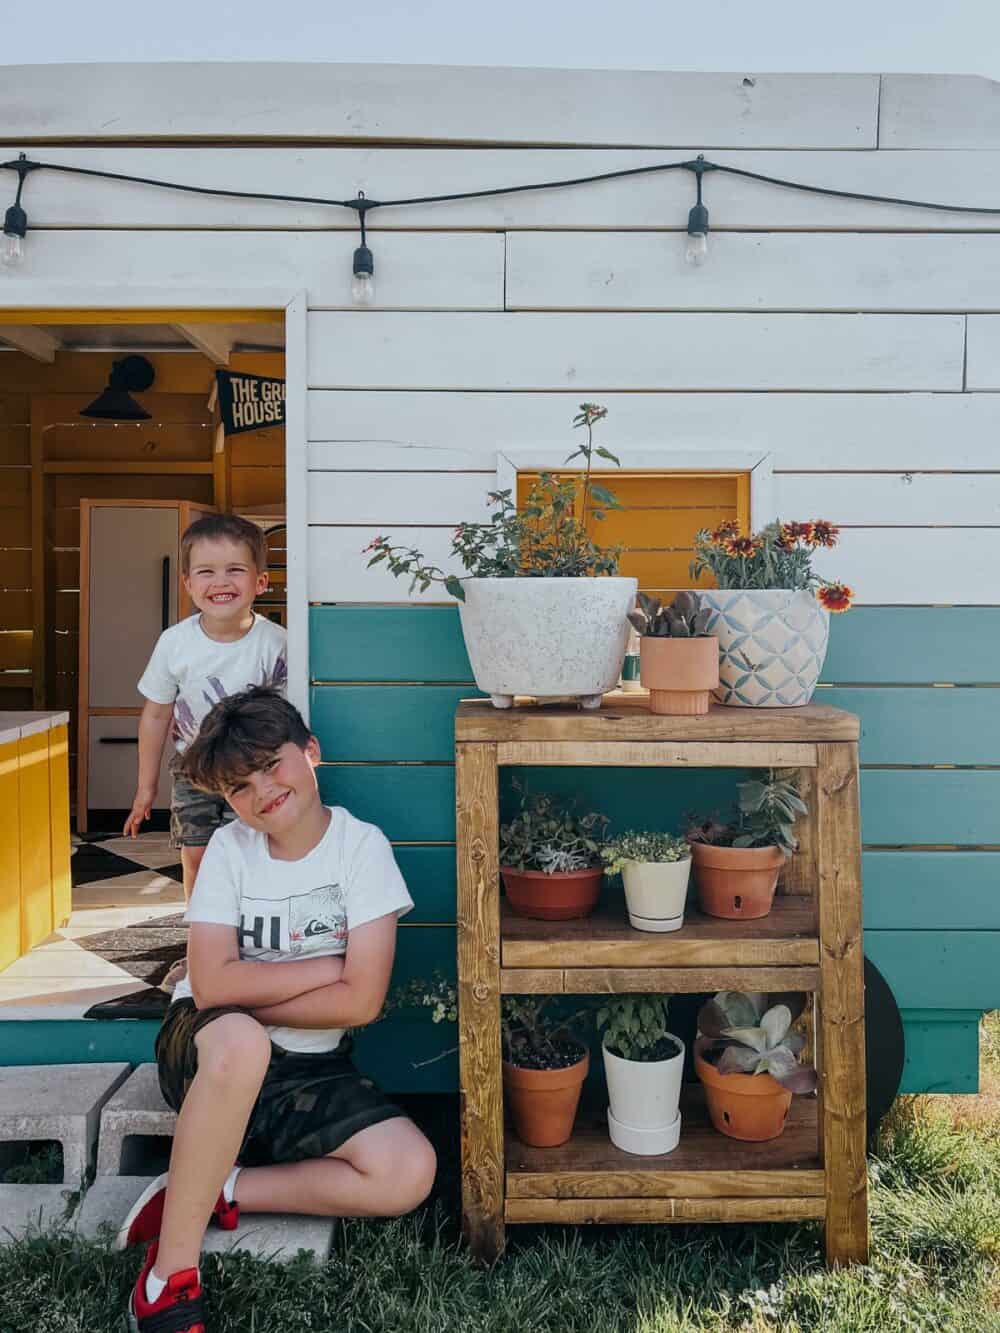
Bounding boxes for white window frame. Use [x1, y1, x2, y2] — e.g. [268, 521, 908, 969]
[496, 445, 777, 530]
[0, 284, 310, 718]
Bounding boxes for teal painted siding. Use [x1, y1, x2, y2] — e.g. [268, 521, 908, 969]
[310, 603, 999, 1096]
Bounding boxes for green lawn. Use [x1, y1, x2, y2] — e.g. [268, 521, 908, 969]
[2, 1018, 999, 1333]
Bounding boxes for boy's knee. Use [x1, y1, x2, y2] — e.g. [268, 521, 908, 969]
[196, 1014, 271, 1084]
[382, 1133, 437, 1215]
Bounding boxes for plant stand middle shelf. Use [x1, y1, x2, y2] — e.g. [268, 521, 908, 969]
[455, 698, 868, 1268]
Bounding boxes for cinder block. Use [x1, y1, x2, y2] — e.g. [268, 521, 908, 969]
[0, 1063, 131, 1185]
[77, 1176, 334, 1261]
[0, 1184, 78, 1241]
[96, 1065, 176, 1176]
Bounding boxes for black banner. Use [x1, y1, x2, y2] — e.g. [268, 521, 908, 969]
[215, 370, 286, 436]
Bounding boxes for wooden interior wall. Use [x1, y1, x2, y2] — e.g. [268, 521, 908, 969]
[0, 349, 286, 801]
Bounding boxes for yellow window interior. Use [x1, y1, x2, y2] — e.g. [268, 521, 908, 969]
[515, 471, 751, 597]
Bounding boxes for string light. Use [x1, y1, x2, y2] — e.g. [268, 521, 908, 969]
[4, 151, 1000, 285]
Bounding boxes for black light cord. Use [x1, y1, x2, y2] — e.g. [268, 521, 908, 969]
[5, 150, 1000, 218]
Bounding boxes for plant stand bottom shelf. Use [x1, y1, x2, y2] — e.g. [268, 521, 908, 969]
[505, 1086, 824, 1226]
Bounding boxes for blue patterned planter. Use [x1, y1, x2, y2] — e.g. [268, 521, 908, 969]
[697, 590, 830, 708]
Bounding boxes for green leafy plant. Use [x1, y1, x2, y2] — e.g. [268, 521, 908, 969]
[597, 995, 680, 1063]
[500, 786, 608, 873]
[697, 991, 817, 1093]
[502, 995, 591, 1071]
[627, 590, 712, 638]
[362, 404, 624, 599]
[686, 769, 806, 859]
[689, 518, 853, 612]
[600, 830, 690, 878]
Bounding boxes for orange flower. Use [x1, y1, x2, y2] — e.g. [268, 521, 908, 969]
[806, 520, 839, 548]
[722, 535, 761, 558]
[710, 519, 741, 543]
[817, 582, 853, 613]
[778, 521, 811, 548]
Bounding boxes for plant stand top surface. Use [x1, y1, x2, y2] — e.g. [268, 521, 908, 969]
[455, 696, 860, 749]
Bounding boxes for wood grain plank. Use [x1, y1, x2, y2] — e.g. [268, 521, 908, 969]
[499, 968, 564, 994]
[455, 741, 504, 1263]
[505, 1196, 826, 1223]
[558, 966, 820, 994]
[816, 742, 868, 1265]
[880, 74, 1000, 149]
[496, 741, 819, 768]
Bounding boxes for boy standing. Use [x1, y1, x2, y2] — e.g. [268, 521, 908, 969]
[118, 688, 436, 1333]
[124, 513, 287, 903]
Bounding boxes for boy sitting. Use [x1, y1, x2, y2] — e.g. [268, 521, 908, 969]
[118, 687, 436, 1333]
[124, 512, 287, 905]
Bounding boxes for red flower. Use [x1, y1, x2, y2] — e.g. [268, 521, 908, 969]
[777, 521, 811, 548]
[817, 582, 853, 613]
[710, 519, 741, 543]
[722, 535, 761, 558]
[806, 520, 839, 548]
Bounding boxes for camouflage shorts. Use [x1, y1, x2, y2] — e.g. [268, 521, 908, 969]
[169, 768, 236, 849]
[155, 999, 405, 1165]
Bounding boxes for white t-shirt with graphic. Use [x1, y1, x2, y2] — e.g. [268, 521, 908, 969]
[174, 807, 413, 1053]
[138, 613, 287, 751]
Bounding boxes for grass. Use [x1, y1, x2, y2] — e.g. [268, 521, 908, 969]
[1, 1020, 999, 1332]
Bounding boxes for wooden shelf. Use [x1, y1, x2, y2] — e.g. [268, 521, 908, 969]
[505, 1087, 823, 1225]
[502, 893, 819, 969]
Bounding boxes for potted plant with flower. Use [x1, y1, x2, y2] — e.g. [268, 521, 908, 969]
[689, 519, 853, 707]
[600, 830, 692, 932]
[694, 991, 816, 1141]
[597, 995, 685, 1154]
[627, 590, 719, 715]
[363, 404, 637, 710]
[500, 787, 608, 920]
[686, 769, 806, 919]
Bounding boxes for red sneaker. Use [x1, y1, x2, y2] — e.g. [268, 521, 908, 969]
[116, 1173, 239, 1249]
[127, 1243, 205, 1333]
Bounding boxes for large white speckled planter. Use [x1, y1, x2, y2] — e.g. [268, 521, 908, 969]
[697, 590, 830, 708]
[458, 577, 637, 709]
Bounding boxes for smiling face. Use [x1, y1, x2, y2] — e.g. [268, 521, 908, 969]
[183, 535, 268, 624]
[222, 737, 323, 834]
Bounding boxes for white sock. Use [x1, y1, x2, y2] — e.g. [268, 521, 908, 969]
[145, 1269, 167, 1304]
[223, 1166, 242, 1205]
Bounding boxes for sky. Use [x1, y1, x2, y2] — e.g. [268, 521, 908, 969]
[5, 0, 1000, 78]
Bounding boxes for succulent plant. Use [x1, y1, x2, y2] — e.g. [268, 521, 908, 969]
[499, 786, 608, 873]
[697, 991, 817, 1094]
[597, 995, 680, 1063]
[627, 590, 713, 639]
[601, 830, 690, 878]
[686, 769, 806, 859]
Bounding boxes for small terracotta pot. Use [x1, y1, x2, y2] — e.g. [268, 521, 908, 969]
[694, 1040, 792, 1141]
[689, 841, 784, 919]
[640, 636, 720, 716]
[501, 865, 603, 920]
[503, 1049, 589, 1147]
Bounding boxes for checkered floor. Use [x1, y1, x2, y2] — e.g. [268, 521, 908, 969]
[0, 831, 188, 1016]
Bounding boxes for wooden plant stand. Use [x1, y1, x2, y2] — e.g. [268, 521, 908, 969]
[455, 698, 868, 1266]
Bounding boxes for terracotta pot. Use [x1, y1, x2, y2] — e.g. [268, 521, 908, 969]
[501, 865, 603, 921]
[639, 636, 720, 716]
[689, 841, 784, 920]
[503, 1049, 589, 1147]
[694, 1040, 792, 1141]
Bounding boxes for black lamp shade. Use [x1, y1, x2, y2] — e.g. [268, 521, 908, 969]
[80, 355, 156, 421]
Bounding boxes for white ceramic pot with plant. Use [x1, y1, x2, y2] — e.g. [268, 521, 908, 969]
[597, 996, 684, 1155]
[601, 831, 692, 932]
[689, 520, 853, 708]
[364, 404, 636, 710]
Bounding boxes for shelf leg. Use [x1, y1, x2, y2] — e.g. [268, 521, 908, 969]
[456, 741, 505, 1263]
[816, 741, 869, 1266]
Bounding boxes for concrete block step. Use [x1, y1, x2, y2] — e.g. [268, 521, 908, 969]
[0, 1184, 78, 1240]
[96, 1064, 176, 1176]
[0, 1063, 130, 1184]
[77, 1176, 335, 1260]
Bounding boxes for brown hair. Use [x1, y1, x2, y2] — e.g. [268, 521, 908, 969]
[180, 513, 268, 574]
[179, 687, 312, 793]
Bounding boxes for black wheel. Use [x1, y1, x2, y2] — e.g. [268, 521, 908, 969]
[865, 955, 905, 1138]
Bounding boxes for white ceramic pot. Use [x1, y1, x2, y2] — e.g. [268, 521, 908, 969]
[457, 576, 638, 709]
[621, 858, 691, 932]
[603, 1036, 685, 1155]
[697, 589, 831, 708]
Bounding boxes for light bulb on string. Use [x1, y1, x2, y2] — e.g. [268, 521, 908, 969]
[1, 154, 33, 270]
[683, 155, 712, 268]
[349, 190, 376, 306]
